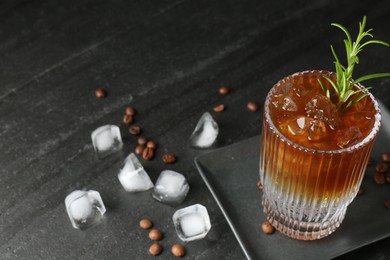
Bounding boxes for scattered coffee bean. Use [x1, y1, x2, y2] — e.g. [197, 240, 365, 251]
[218, 86, 229, 95]
[123, 114, 133, 124]
[162, 153, 176, 164]
[143, 147, 154, 160]
[135, 144, 146, 155]
[386, 173, 390, 183]
[357, 186, 364, 196]
[376, 162, 388, 173]
[125, 106, 136, 116]
[171, 243, 186, 257]
[129, 125, 141, 135]
[385, 200, 390, 209]
[374, 171, 386, 185]
[147, 141, 157, 149]
[247, 101, 259, 112]
[213, 104, 225, 112]
[382, 152, 390, 162]
[139, 219, 153, 230]
[148, 229, 163, 241]
[257, 180, 263, 190]
[148, 243, 162, 256]
[261, 221, 275, 234]
[138, 137, 148, 145]
[95, 88, 107, 98]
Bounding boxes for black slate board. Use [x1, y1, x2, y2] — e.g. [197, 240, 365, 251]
[195, 102, 390, 260]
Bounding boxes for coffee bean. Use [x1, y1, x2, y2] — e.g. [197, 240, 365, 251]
[171, 243, 186, 257]
[257, 180, 263, 190]
[95, 88, 107, 98]
[374, 171, 386, 185]
[247, 101, 259, 112]
[219, 86, 229, 95]
[376, 162, 388, 173]
[125, 106, 136, 116]
[386, 173, 390, 183]
[139, 219, 153, 229]
[213, 104, 225, 112]
[143, 147, 154, 160]
[135, 144, 145, 155]
[261, 221, 275, 234]
[147, 141, 157, 149]
[148, 229, 163, 241]
[123, 114, 133, 124]
[357, 186, 364, 196]
[129, 125, 141, 135]
[138, 137, 148, 145]
[162, 153, 176, 164]
[148, 243, 162, 256]
[382, 152, 390, 162]
[385, 200, 390, 209]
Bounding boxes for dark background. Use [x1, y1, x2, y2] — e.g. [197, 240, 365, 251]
[1, 0, 390, 259]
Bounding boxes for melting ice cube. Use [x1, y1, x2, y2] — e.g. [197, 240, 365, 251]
[271, 94, 298, 112]
[91, 125, 123, 158]
[118, 153, 154, 192]
[286, 116, 311, 136]
[279, 116, 327, 143]
[335, 126, 362, 148]
[308, 119, 326, 141]
[172, 204, 211, 242]
[190, 112, 219, 148]
[293, 84, 313, 98]
[305, 94, 337, 129]
[65, 190, 106, 230]
[152, 170, 189, 206]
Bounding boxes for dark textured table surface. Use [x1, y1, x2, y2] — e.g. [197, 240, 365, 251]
[2, 1, 390, 259]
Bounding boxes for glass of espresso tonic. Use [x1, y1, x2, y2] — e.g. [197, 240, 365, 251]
[259, 70, 381, 240]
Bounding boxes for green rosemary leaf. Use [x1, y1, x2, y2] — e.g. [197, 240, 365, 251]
[353, 55, 360, 64]
[323, 76, 339, 94]
[335, 62, 343, 86]
[317, 79, 327, 94]
[331, 45, 342, 65]
[331, 23, 352, 49]
[343, 73, 348, 95]
[360, 39, 390, 49]
[353, 73, 390, 84]
[359, 16, 367, 34]
[351, 93, 369, 106]
[342, 89, 355, 103]
[343, 40, 351, 58]
[345, 100, 353, 109]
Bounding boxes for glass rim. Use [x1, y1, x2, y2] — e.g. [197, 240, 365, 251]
[264, 70, 381, 154]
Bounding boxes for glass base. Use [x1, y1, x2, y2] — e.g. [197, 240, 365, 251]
[262, 195, 346, 240]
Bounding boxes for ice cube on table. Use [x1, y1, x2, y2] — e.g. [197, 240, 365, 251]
[172, 204, 211, 242]
[65, 190, 106, 230]
[118, 153, 154, 192]
[190, 112, 219, 148]
[91, 125, 123, 158]
[152, 170, 189, 206]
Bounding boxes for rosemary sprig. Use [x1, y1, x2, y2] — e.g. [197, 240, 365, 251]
[318, 16, 390, 109]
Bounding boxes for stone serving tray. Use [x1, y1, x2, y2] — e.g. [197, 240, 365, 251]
[194, 102, 390, 260]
